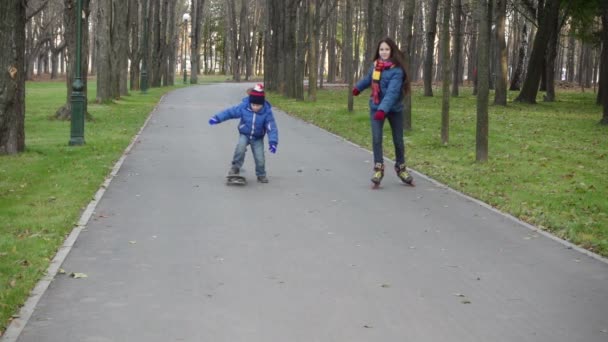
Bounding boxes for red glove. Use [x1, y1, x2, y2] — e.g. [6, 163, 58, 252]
[374, 110, 385, 120]
[352, 88, 360, 96]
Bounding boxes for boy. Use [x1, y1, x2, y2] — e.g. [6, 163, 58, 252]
[208, 84, 279, 183]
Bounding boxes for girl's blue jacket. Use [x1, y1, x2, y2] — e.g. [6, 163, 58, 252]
[355, 63, 405, 114]
[213, 97, 279, 145]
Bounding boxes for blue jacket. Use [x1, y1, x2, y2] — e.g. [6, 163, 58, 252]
[355, 62, 405, 113]
[213, 97, 279, 145]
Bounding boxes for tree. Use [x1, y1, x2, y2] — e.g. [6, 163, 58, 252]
[451, 0, 462, 96]
[423, 0, 439, 96]
[600, 1, 608, 125]
[494, 0, 507, 105]
[190, 0, 205, 84]
[0, 0, 27, 155]
[440, 0, 451, 145]
[345, 0, 354, 111]
[476, 0, 489, 162]
[515, 0, 561, 103]
[401, 0, 416, 130]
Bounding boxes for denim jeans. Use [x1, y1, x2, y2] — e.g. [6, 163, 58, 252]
[231, 134, 266, 176]
[370, 110, 405, 166]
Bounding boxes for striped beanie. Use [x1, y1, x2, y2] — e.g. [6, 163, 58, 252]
[249, 84, 265, 105]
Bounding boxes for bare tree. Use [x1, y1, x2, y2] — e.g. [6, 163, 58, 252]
[423, 0, 439, 96]
[476, 0, 489, 162]
[190, 0, 205, 84]
[401, 0, 415, 130]
[515, 0, 561, 103]
[600, 1, 608, 125]
[345, 0, 354, 111]
[494, 0, 507, 105]
[0, 0, 27, 154]
[440, 0, 451, 145]
[451, 0, 462, 96]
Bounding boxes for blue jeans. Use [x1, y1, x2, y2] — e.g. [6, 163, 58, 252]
[370, 110, 405, 166]
[231, 134, 266, 176]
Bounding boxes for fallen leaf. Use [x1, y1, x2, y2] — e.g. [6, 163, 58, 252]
[381, 284, 391, 288]
[129, 241, 137, 244]
[70, 272, 88, 279]
[58, 268, 66, 274]
[461, 299, 472, 304]
[363, 325, 373, 329]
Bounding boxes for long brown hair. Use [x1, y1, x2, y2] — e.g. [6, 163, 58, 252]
[373, 37, 411, 96]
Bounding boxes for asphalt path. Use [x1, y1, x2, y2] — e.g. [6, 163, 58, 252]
[9, 83, 608, 342]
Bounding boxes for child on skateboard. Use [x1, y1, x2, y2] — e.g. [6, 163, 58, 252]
[208, 84, 279, 183]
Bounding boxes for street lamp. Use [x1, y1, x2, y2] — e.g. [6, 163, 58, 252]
[182, 13, 190, 84]
[69, 0, 85, 146]
[140, 0, 149, 94]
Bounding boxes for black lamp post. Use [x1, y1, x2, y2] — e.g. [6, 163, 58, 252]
[182, 13, 190, 84]
[69, 0, 85, 146]
[140, 0, 149, 94]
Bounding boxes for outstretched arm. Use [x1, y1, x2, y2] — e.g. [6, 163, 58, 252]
[354, 63, 374, 93]
[209, 105, 241, 125]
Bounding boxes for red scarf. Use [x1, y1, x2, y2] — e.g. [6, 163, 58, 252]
[371, 59, 394, 104]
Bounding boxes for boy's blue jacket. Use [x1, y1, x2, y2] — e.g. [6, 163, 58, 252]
[355, 62, 404, 113]
[213, 97, 279, 145]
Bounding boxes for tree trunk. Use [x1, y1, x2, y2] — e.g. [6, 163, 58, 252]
[365, 0, 384, 68]
[295, 1, 306, 101]
[113, 0, 129, 96]
[451, 0, 462, 96]
[0, 0, 26, 154]
[96, 0, 113, 102]
[346, 0, 353, 111]
[543, 22, 559, 102]
[494, 0, 507, 105]
[402, 0, 415, 130]
[509, 22, 527, 91]
[128, 0, 140, 91]
[476, 0, 489, 162]
[308, 0, 318, 101]
[566, 31, 575, 82]
[514, 0, 560, 103]
[190, 0, 205, 84]
[600, 2, 608, 125]
[423, 0, 439, 96]
[327, 7, 337, 83]
[441, 0, 451, 145]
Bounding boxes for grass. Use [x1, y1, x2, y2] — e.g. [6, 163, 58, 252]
[0, 79, 188, 335]
[270, 86, 608, 257]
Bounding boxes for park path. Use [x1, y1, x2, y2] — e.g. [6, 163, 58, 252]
[9, 83, 608, 342]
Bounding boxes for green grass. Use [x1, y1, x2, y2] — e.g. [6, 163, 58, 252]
[0, 80, 186, 334]
[270, 86, 608, 256]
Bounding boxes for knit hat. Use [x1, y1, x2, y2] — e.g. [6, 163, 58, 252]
[249, 83, 265, 105]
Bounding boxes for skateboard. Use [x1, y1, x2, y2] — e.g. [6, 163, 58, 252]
[226, 175, 247, 185]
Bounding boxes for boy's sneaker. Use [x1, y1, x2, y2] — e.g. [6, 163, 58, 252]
[257, 175, 269, 183]
[395, 164, 413, 184]
[228, 166, 240, 176]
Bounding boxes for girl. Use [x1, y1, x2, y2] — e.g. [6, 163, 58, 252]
[353, 37, 413, 187]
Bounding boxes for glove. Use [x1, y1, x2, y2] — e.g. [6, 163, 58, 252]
[208, 116, 219, 125]
[352, 88, 360, 96]
[269, 143, 277, 154]
[373, 110, 385, 121]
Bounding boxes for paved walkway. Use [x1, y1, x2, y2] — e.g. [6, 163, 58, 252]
[8, 83, 608, 341]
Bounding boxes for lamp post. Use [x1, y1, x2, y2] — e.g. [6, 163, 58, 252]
[69, 0, 85, 146]
[140, 0, 149, 94]
[182, 13, 190, 84]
